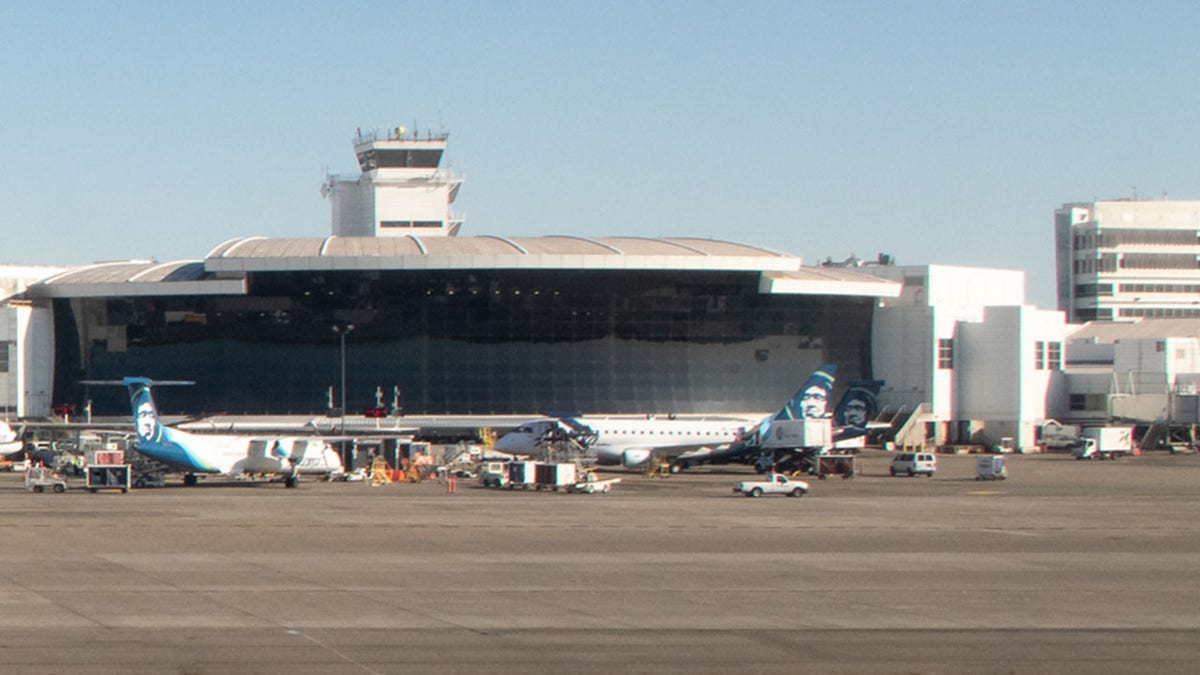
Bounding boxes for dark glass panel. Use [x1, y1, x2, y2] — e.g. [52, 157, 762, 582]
[61, 270, 875, 416]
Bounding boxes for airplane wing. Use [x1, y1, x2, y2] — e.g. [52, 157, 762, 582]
[630, 440, 747, 468]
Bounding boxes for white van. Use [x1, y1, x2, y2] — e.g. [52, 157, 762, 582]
[890, 452, 936, 477]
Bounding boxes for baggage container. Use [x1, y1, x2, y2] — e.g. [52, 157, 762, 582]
[535, 462, 577, 491]
[506, 461, 538, 489]
[976, 455, 1007, 480]
[86, 464, 131, 493]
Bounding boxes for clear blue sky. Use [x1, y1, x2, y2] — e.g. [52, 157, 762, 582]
[3, 1, 1199, 308]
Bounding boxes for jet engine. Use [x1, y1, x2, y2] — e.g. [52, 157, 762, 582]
[622, 448, 652, 469]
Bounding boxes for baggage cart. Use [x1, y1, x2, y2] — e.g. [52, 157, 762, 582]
[87, 464, 131, 493]
[817, 454, 856, 479]
[976, 455, 1007, 480]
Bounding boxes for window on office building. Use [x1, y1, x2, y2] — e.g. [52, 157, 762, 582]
[1035, 341, 1046, 370]
[937, 339, 953, 369]
[0, 344, 8, 373]
[1048, 341, 1061, 370]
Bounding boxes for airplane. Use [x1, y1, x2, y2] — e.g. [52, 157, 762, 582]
[737, 370, 887, 473]
[493, 365, 887, 473]
[494, 413, 762, 470]
[82, 377, 344, 487]
[0, 421, 23, 456]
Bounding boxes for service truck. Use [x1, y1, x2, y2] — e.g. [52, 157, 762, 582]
[732, 472, 809, 498]
[1073, 426, 1134, 460]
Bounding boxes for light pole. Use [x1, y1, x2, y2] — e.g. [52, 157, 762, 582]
[332, 324, 355, 433]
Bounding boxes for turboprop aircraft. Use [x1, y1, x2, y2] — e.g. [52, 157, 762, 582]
[82, 377, 344, 487]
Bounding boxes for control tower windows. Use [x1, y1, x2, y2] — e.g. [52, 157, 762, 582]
[356, 149, 443, 171]
[381, 220, 443, 229]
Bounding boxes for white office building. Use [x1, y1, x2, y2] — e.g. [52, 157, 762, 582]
[0, 265, 68, 417]
[1055, 199, 1200, 323]
[864, 264, 1071, 451]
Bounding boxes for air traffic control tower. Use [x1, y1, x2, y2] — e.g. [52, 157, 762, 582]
[323, 127, 463, 237]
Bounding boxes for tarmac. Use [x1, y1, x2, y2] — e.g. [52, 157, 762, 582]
[1, 449, 1199, 673]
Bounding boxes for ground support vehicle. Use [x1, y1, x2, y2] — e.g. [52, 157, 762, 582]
[733, 472, 809, 497]
[128, 452, 170, 488]
[1073, 427, 1134, 460]
[132, 470, 167, 489]
[86, 464, 131, 493]
[25, 467, 68, 493]
[890, 452, 937, 477]
[2, 458, 30, 472]
[478, 461, 509, 488]
[816, 454, 856, 479]
[570, 473, 622, 494]
[976, 455, 1007, 480]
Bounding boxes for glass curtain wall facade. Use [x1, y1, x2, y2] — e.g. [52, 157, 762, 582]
[56, 270, 875, 416]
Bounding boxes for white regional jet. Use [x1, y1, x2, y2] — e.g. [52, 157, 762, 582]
[495, 365, 886, 472]
[84, 377, 344, 487]
[495, 413, 761, 470]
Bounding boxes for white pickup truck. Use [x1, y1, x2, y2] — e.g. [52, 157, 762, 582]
[732, 473, 809, 498]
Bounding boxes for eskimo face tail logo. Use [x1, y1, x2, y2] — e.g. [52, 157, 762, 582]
[835, 380, 883, 430]
[130, 384, 163, 444]
[781, 365, 837, 420]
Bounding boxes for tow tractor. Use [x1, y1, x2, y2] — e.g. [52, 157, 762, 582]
[570, 471, 622, 494]
[24, 466, 68, 494]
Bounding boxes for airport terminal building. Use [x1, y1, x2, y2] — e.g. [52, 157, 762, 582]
[14, 129, 1165, 455]
[14, 131, 901, 418]
[25, 238, 898, 417]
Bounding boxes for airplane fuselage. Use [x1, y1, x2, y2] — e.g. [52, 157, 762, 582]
[138, 427, 343, 477]
[495, 415, 758, 469]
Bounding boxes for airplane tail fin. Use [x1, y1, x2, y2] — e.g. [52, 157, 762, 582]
[738, 365, 837, 446]
[81, 377, 194, 447]
[833, 379, 885, 441]
[125, 377, 164, 444]
[775, 364, 837, 421]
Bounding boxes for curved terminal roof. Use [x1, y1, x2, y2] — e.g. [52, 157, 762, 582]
[25, 235, 900, 299]
[25, 260, 247, 298]
[204, 235, 798, 272]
